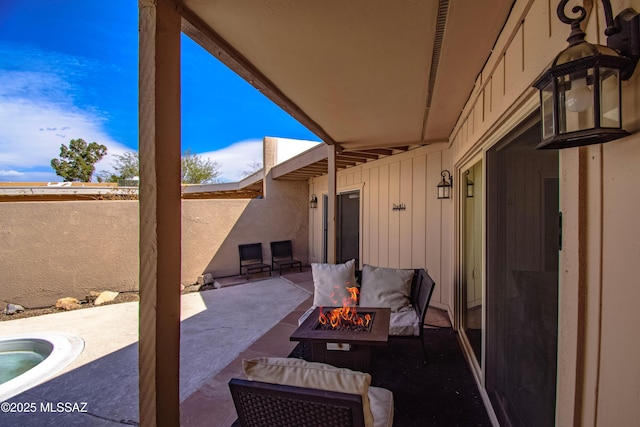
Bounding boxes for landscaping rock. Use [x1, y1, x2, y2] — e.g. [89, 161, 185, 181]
[94, 291, 119, 306]
[197, 273, 213, 286]
[56, 297, 82, 311]
[86, 291, 102, 303]
[182, 283, 201, 293]
[5, 303, 25, 315]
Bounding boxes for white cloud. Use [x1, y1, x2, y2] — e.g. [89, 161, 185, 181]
[198, 137, 322, 183]
[199, 139, 263, 182]
[1, 42, 322, 184]
[0, 70, 131, 182]
[0, 169, 59, 182]
[0, 169, 24, 177]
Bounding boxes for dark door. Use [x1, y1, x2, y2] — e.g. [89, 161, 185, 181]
[336, 191, 360, 265]
[322, 194, 328, 263]
[322, 191, 360, 265]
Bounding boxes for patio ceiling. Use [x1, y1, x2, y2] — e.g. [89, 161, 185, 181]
[179, 0, 515, 151]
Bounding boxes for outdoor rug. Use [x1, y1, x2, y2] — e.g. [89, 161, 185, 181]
[290, 327, 491, 427]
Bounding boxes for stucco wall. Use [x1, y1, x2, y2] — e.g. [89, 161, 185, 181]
[0, 178, 308, 308]
[308, 143, 454, 312]
[0, 201, 139, 308]
[446, 0, 640, 425]
[183, 178, 309, 281]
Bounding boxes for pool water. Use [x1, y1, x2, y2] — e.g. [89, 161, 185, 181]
[0, 351, 46, 386]
[0, 333, 84, 402]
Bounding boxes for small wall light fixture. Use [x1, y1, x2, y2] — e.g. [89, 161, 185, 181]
[437, 170, 453, 199]
[533, 0, 640, 149]
[465, 170, 474, 198]
[309, 194, 318, 209]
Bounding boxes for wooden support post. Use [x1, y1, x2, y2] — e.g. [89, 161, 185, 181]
[138, 0, 182, 425]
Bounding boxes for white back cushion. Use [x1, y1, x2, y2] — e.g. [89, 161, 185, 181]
[359, 265, 414, 312]
[311, 259, 357, 306]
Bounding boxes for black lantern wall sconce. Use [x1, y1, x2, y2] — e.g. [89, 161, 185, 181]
[533, 0, 639, 149]
[465, 170, 474, 198]
[309, 194, 318, 209]
[437, 170, 453, 199]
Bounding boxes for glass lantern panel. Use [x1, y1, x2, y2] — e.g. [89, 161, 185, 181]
[599, 67, 621, 128]
[541, 81, 555, 140]
[557, 69, 595, 134]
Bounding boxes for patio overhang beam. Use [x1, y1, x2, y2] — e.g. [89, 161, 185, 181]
[295, 167, 328, 175]
[180, 11, 336, 146]
[182, 170, 264, 195]
[349, 148, 393, 158]
[270, 143, 330, 179]
[337, 152, 380, 161]
[182, 190, 262, 199]
[272, 142, 428, 182]
[312, 160, 354, 170]
[340, 137, 447, 151]
[335, 159, 357, 167]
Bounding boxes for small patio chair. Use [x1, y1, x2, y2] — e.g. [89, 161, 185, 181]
[239, 243, 271, 277]
[270, 240, 302, 275]
[229, 378, 367, 427]
[411, 268, 436, 364]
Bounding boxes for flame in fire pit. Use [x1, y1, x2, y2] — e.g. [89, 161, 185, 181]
[318, 286, 372, 330]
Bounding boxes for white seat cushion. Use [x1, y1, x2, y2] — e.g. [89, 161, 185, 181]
[390, 309, 420, 336]
[298, 305, 317, 326]
[369, 385, 395, 427]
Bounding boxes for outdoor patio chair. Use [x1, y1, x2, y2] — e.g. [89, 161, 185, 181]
[238, 243, 271, 277]
[299, 263, 437, 364]
[358, 266, 436, 364]
[230, 357, 394, 426]
[230, 378, 367, 427]
[412, 268, 436, 364]
[270, 240, 302, 275]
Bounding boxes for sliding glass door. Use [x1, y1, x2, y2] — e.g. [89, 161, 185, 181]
[461, 160, 483, 364]
[486, 120, 559, 426]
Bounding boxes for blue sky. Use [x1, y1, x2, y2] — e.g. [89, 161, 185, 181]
[0, 1, 320, 182]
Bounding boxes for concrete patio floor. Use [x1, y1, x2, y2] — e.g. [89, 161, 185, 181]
[1, 269, 314, 426]
[2, 268, 452, 426]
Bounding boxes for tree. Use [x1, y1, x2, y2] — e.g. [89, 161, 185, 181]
[51, 138, 108, 182]
[240, 160, 263, 177]
[181, 149, 221, 184]
[98, 149, 221, 184]
[96, 151, 139, 183]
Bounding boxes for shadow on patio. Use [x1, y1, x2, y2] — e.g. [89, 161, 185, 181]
[184, 268, 491, 427]
[2, 268, 488, 426]
[1, 273, 310, 426]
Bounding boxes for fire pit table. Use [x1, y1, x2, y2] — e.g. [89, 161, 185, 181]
[290, 306, 390, 372]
